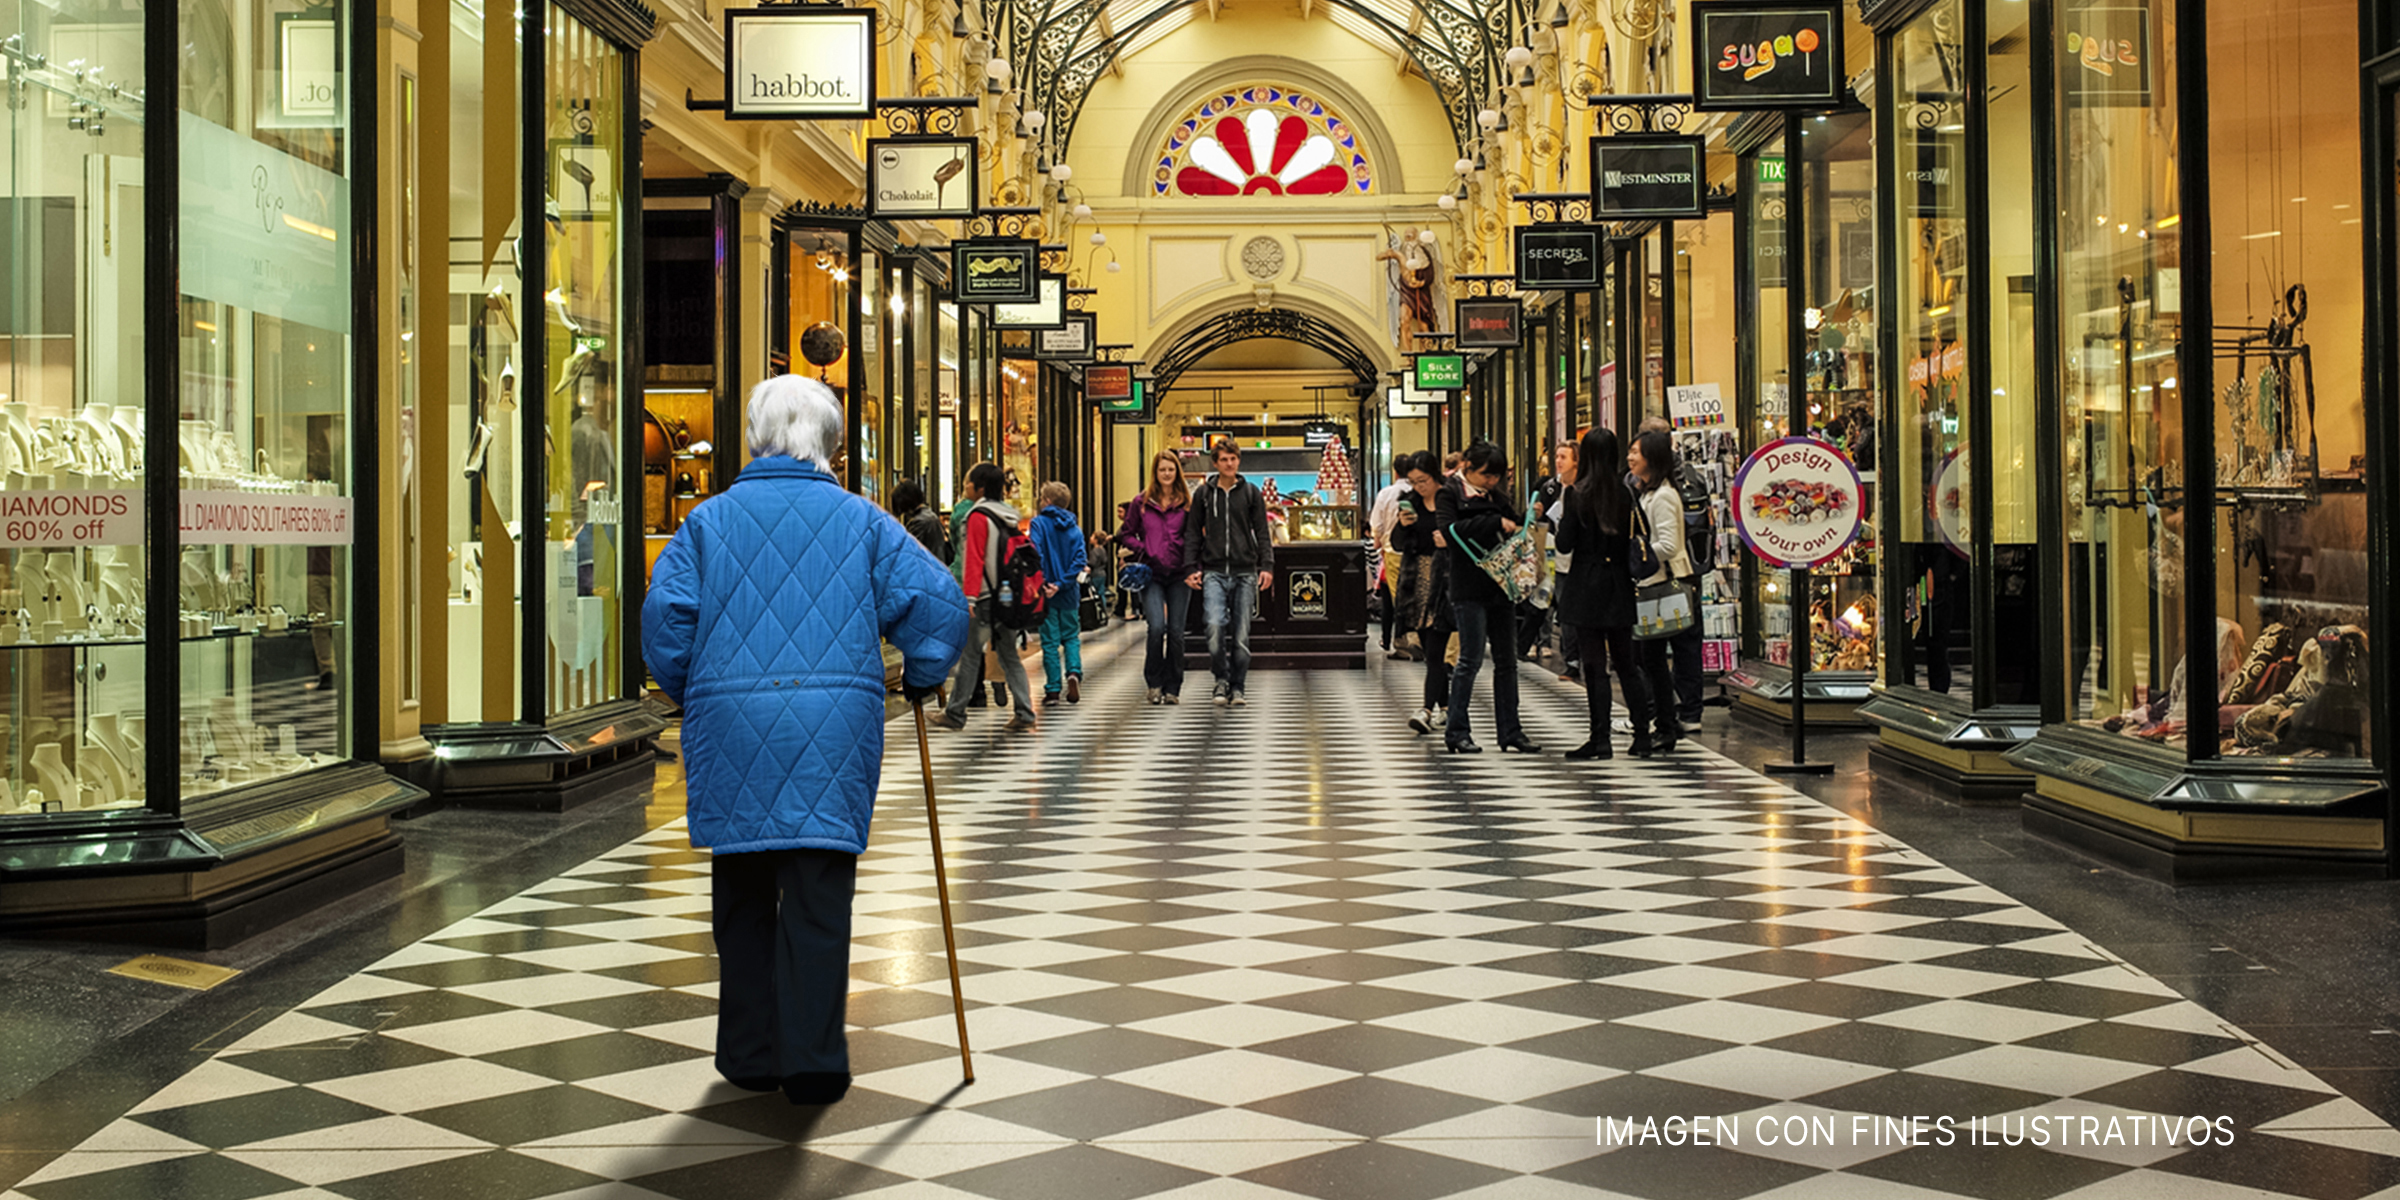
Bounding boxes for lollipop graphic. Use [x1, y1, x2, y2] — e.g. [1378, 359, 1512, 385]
[1795, 26, 1821, 77]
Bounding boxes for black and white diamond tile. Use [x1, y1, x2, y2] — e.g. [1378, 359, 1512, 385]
[12, 633, 2400, 1200]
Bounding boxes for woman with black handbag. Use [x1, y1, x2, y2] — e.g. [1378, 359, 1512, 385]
[1437, 442, 1540, 755]
[1555, 427, 1656, 760]
[1630, 430, 1697, 754]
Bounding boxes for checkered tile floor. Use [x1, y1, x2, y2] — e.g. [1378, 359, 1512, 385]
[15, 635, 2400, 1200]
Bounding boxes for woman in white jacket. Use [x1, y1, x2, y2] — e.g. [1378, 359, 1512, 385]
[1628, 430, 1694, 754]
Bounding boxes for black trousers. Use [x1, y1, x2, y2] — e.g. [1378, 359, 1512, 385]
[1574, 623, 1653, 747]
[1421, 618, 1454, 710]
[712, 848, 857, 1082]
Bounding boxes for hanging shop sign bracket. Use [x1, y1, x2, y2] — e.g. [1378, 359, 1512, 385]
[693, 6, 877, 121]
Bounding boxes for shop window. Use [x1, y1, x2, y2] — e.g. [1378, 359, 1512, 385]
[541, 6, 626, 717]
[177, 0, 358, 797]
[1154, 86, 1374, 197]
[1, 0, 150, 815]
[2201, 0, 2367, 761]
[1889, 0, 1972, 698]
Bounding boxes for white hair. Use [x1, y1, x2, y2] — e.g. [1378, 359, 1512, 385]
[745, 373, 846, 466]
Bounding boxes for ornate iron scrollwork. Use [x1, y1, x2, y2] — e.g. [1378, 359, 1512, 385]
[1514, 192, 1595, 225]
[1587, 92, 1694, 134]
[877, 97, 973, 138]
[1149, 308, 1381, 396]
[965, 207, 1042, 239]
[1454, 273, 1515, 299]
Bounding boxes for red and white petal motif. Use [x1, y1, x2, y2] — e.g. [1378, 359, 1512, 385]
[1187, 135, 1248, 189]
[1275, 133, 1338, 188]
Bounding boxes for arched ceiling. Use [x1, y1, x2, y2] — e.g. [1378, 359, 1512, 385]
[962, 0, 1545, 157]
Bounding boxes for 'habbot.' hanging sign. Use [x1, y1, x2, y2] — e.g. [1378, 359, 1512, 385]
[723, 8, 876, 120]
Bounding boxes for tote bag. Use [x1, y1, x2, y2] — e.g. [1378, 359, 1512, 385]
[1456, 525, 1542, 605]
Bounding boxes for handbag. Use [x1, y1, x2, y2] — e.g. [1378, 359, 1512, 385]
[1118, 562, 1153, 593]
[1080, 578, 1106, 633]
[1633, 578, 1697, 641]
[1455, 524, 1542, 605]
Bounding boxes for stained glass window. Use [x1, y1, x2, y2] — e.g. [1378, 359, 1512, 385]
[1154, 86, 1374, 197]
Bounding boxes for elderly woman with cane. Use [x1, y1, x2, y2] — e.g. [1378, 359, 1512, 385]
[643, 374, 969, 1106]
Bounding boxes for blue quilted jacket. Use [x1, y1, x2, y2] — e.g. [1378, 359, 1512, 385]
[643, 457, 969, 855]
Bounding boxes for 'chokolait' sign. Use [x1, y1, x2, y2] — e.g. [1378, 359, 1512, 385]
[868, 138, 977, 219]
[724, 8, 876, 120]
[1690, 1, 1844, 112]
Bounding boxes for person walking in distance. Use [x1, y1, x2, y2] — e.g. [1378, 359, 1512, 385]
[643, 374, 968, 1106]
[891, 479, 949, 563]
[1120, 449, 1195, 704]
[1630, 429, 1698, 753]
[1554, 426, 1657, 759]
[935, 462, 1039, 732]
[1437, 441, 1539, 755]
[1392, 451, 1454, 732]
[1369, 455, 1410, 655]
[1187, 440, 1274, 707]
[1030, 481, 1090, 705]
[1534, 440, 1580, 682]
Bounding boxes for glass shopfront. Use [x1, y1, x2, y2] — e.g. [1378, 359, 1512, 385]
[1861, 0, 2048, 796]
[1, 0, 421, 939]
[2002, 0, 2386, 875]
[416, 0, 658, 803]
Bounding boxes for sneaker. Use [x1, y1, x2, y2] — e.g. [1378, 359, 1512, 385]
[1163, 692, 1181, 705]
[1230, 689, 1247, 707]
[1212, 682, 1231, 707]
[1612, 716, 1635, 735]
[1065, 674, 1082, 704]
[1433, 707, 1448, 728]
[932, 712, 966, 730]
[1041, 692, 1061, 707]
[1004, 715, 1037, 733]
[1147, 688, 1164, 705]
[1409, 708, 1436, 734]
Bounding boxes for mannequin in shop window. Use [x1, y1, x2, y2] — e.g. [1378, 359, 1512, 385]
[570, 365, 618, 595]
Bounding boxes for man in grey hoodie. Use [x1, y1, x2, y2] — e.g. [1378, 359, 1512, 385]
[1185, 441, 1275, 707]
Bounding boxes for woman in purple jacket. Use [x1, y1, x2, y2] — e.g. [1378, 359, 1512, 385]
[1119, 449, 1194, 703]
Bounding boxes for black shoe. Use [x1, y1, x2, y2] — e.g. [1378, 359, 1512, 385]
[1629, 734, 1656, 759]
[782, 1071, 851, 1105]
[1565, 740, 1612, 761]
[1655, 723, 1682, 754]
[1499, 735, 1542, 754]
[725, 1075, 781, 1092]
[1445, 736, 1483, 754]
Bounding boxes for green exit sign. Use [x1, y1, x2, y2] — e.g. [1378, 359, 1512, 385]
[1413, 354, 1465, 391]
[1758, 157, 1786, 184]
[1100, 379, 1146, 413]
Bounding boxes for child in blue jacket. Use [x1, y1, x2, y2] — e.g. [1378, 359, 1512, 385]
[1030, 481, 1091, 703]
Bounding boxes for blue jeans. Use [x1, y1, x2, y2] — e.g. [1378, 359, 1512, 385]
[1040, 599, 1084, 693]
[1201, 571, 1258, 691]
[1449, 598, 1521, 744]
[1141, 580, 1190, 695]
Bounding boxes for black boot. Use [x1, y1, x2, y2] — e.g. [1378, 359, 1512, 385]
[1445, 735, 1483, 754]
[1629, 731, 1656, 759]
[1565, 739, 1612, 761]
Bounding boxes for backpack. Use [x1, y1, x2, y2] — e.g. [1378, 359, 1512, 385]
[993, 526, 1049, 630]
[1671, 465, 1715, 574]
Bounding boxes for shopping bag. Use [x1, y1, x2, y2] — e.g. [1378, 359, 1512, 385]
[1454, 526, 1542, 604]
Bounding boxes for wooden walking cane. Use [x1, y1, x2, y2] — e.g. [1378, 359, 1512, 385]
[911, 698, 975, 1084]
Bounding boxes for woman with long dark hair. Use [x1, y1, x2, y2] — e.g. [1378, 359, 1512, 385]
[1630, 429, 1696, 753]
[1436, 441, 1539, 754]
[1391, 450, 1454, 734]
[1119, 449, 1195, 704]
[1553, 427, 1656, 759]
